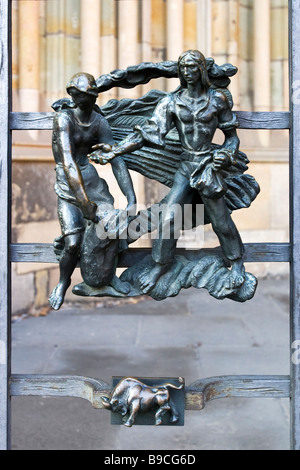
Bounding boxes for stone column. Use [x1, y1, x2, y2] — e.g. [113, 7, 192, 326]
[141, 0, 152, 94]
[45, 1, 81, 106]
[12, 0, 19, 95]
[18, 0, 40, 114]
[117, 0, 139, 99]
[184, 0, 197, 51]
[254, 0, 271, 146]
[271, 0, 288, 112]
[45, 0, 65, 104]
[100, 0, 117, 103]
[238, 0, 253, 110]
[152, 0, 167, 91]
[80, 0, 100, 78]
[254, 0, 271, 112]
[141, 0, 152, 62]
[38, 1, 46, 108]
[166, 0, 184, 91]
[228, 0, 239, 108]
[211, 0, 228, 65]
[65, 0, 81, 84]
[197, 0, 212, 56]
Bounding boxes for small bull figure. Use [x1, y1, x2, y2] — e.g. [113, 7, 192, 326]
[101, 377, 184, 427]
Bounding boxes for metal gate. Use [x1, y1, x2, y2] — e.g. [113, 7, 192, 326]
[0, 0, 299, 450]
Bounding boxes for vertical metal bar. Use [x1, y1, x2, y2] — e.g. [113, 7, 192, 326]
[0, 0, 12, 451]
[289, 0, 300, 451]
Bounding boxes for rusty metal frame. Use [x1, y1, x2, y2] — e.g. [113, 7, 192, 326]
[0, 0, 299, 450]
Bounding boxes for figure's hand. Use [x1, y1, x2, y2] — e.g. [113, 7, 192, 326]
[81, 200, 98, 222]
[88, 150, 115, 165]
[212, 149, 231, 171]
[91, 143, 113, 153]
[88, 143, 116, 165]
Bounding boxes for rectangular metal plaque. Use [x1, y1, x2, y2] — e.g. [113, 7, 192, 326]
[111, 377, 185, 426]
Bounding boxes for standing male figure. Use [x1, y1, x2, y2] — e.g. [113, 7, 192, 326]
[89, 51, 245, 294]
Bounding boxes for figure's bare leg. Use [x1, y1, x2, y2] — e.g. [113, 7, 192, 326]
[139, 262, 170, 294]
[139, 174, 192, 295]
[201, 196, 245, 290]
[49, 233, 81, 310]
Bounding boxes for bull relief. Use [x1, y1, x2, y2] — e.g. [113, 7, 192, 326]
[48, 50, 260, 311]
[101, 377, 185, 427]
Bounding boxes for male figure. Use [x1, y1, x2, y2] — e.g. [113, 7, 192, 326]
[89, 51, 245, 294]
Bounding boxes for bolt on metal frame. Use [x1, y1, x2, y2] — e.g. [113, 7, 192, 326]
[1, 0, 300, 450]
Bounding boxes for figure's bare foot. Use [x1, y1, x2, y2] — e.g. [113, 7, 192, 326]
[110, 275, 131, 295]
[227, 258, 245, 289]
[48, 280, 71, 310]
[139, 263, 170, 294]
[170, 415, 179, 423]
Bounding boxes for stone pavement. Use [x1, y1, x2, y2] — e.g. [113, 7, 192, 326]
[11, 276, 290, 450]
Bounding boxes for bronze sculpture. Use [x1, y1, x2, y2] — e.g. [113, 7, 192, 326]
[49, 51, 260, 309]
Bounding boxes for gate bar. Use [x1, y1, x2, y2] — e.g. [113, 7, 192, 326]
[0, 0, 12, 451]
[10, 374, 290, 411]
[289, 0, 300, 451]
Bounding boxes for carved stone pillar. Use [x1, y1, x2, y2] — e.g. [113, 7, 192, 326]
[184, 0, 197, 51]
[197, 0, 212, 56]
[45, 0, 81, 107]
[212, 0, 228, 65]
[271, 0, 289, 111]
[12, 0, 19, 95]
[166, 0, 183, 91]
[141, 0, 152, 95]
[18, 0, 40, 114]
[80, 0, 100, 78]
[228, 0, 239, 108]
[254, 0, 271, 146]
[254, 0, 271, 112]
[117, 0, 140, 98]
[152, 0, 167, 91]
[100, 0, 117, 103]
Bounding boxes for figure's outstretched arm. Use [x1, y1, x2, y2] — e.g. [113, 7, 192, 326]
[89, 94, 174, 165]
[88, 132, 144, 165]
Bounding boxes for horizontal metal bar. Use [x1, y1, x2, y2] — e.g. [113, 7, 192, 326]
[10, 242, 291, 265]
[10, 375, 111, 409]
[186, 375, 291, 410]
[10, 112, 54, 130]
[10, 374, 290, 411]
[10, 111, 290, 131]
[236, 111, 290, 129]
